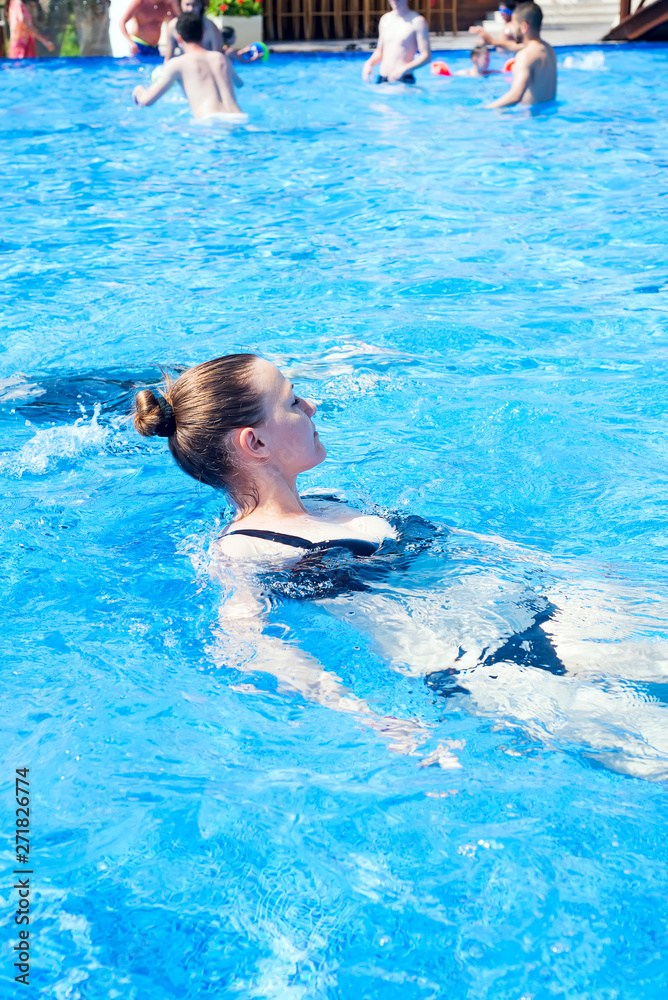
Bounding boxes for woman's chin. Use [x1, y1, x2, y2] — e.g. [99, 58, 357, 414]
[306, 444, 327, 469]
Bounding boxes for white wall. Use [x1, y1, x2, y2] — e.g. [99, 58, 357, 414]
[108, 0, 133, 56]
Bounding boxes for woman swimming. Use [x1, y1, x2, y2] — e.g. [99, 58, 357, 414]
[135, 354, 396, 558]
[134, 353, 668, 778]
[135, 353, 442, 759]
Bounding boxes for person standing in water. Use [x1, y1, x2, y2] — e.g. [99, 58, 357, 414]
[120, 0, 178, 56]
[469, 2, 522, 51]
[163, 0, 221, 61]
[498, 2, 520, 41]
[362, 0, 431, 85]
[7, 0, 54, 57]
[485, 2, 556, 108]
[133, 12, 247, 122]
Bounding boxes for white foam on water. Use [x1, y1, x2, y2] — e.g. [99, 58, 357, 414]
[0, 374, 46, 403]
[563, 51, 606, 71]
[2, 404, 113, 478]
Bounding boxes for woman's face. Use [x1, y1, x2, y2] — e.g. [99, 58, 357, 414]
[251, 359, 326, 478]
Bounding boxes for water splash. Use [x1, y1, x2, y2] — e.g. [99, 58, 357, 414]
[563, 52, 606, 71]
[1, 404, 112, 477]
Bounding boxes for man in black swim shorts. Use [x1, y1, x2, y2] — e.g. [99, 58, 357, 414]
[363, 0, 430, 85]
[377, 72, 416, 85]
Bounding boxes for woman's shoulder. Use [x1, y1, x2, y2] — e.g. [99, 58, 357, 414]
[215, 532, 259, 558]
[214, 531, 302, 561]
[215, 496, 396, 559]
[302, 496, 396, 539]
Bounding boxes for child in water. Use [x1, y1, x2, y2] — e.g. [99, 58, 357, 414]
[455, 45, 500, 77]
[221, 24, 262, 63]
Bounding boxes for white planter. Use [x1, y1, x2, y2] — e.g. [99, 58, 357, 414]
[210, 14, 263, 49]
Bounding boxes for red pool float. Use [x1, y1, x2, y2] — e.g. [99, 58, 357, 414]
[431, 60, 451, 76]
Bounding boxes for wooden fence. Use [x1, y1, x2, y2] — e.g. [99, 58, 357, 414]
[263, 0, 490, 41]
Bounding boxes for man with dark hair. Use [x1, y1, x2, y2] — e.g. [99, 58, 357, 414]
[485, 2, 556, 108]
[163, 0, 223, 62]
[132, 11, 247, 122]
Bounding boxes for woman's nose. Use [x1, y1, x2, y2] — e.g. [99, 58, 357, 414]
[302, 398, 317, 417]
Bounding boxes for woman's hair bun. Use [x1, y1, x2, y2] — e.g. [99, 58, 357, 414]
[134, 389, 176, 438]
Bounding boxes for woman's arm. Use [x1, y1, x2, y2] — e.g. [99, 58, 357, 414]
[11, 2, 54, 50]
[211, 559, 435, 758]
[30, 27, 54, 50]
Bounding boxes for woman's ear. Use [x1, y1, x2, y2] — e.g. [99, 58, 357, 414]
[236, 426, 269, 460]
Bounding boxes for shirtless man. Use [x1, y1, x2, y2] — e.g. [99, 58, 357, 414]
[485, 3, 556, 108]
[120, 0, 178, 57]
[362, 0, 431, 85]
[133, 12, 246, 122]
[469, 2, 522, 52]
[163, 0, 220, 61]
[498, 3, 520, 43]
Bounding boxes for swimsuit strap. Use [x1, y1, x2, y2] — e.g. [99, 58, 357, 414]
[226, 529, 379, 556]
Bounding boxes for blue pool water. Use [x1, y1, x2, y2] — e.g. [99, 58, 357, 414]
[2, 45, 668, 997]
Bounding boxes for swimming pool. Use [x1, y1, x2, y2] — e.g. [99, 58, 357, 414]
[2, 45, 668, 996]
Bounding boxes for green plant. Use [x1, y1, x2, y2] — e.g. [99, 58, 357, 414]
[60, 14, 81, 57]
[208, 0, 263, 16]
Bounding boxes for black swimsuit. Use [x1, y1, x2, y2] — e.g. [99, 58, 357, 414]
[223, 504, 566, 680]
[222, 505, 440, 602]
[225, 529, 379, 558]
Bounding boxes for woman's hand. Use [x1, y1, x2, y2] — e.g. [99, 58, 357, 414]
[34, 30, 55, 52]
